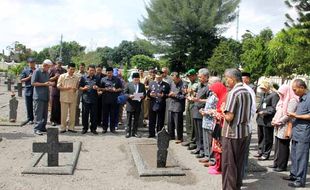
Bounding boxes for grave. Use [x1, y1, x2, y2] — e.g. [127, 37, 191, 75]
[130, 128, 185, 177]
[22, 128, 81, 175]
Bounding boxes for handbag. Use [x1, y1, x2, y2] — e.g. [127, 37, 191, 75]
[284, 121, 293, 139]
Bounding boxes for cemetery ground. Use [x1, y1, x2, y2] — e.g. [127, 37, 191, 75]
[0, 81, 310, 190]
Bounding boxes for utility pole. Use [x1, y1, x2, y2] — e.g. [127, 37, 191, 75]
[59, 34, 63, 60]
[236, 6, 240, 41]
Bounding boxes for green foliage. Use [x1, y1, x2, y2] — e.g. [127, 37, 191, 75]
[72, 51, 101, 66]
[240, 28, 274, 82]
[8, 62, 27, 77]
[130, 55, 160, 71]
[207, 38, 241, 76]
[96, 46, 115, 67]
[139, 0, 240, 71]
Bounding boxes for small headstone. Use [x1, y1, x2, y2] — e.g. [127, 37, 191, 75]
[157, 128, 170, 168]
[33, 128, 73, 167]
[7, 78, 12, 91]
[17, 82, 22, 97]
[9, 93, 18, 122]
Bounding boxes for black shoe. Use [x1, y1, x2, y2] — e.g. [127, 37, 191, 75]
[268, 165, 277, 169]
[34, 130, 43, 135]
[68, 129, 77, 133]
[21, 120, 30, 126]
[288, 181, 305, 188]
[196, 154, 204, 158]
[81, 130, 87, 134]
[258, 155, 269, 160]
[132, 133, 141, 138]
[60, 130, 66, 133]
[274, 168, 286, 172]
[51, 122, 57, 126]
[148, 135, 155, 138]
[126, 133, 131, 138]
[102, 129, 107, 134]
[110, 130, 117, 134]
[188, 144, 197, 150]
[29, 121, 34, 125]
[283, 176, 296, 181]
[191, 149, 200, 154]
[181, 141, 191, 146]
[91, 130, 98, 135]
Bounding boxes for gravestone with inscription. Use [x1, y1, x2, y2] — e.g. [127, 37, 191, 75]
[9, 93, 18, 122]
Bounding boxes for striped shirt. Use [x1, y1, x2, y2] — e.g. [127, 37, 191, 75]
[222, 83, 252, 139]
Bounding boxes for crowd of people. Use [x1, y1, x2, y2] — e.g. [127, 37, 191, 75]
[19, 57, 310, 189]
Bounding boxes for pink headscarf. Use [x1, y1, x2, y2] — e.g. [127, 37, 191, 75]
[276, 84, 299, 115]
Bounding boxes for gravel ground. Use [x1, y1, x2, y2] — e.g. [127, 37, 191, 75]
[0, 79, 309, 190]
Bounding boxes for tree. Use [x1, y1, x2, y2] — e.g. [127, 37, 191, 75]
[72, 51, 101, 66]
[240, 28, 274, 82]
[268, 28, 310, 82]
[130, 55, 160, 71]
[207, 38, 241, 76]
[96, 46, 115, 67]
[139, 0, 240, 71]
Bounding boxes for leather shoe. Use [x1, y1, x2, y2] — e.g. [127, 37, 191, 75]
[282, 176, 296, 181]
[29, 121, 34, 125]
[132, 133, 140, 138]
[110, 130, 117, 134]
[288, 181, 305, 188]
[126, 133, 131, 138]
[21, 120, 30, 126]
[188, 144, 197, 150]
[181, 141, 191, 146]
[148, 135, 155, 138]
[258, 155, 268, 160]
[102, 130, 107, 134]
[68, 129, 77, 133]
[253, 153, 262, 158]
[196, 154, 205, 158]
[175, 140, 182, 144]
[91, 130, 98, 135]
[199, 158, 209, 163]
[268, 165, 277, 169]
[60, 130, 66, 133]
[191, 150, 200, 154]
[34, 130, 43, 135]
[274, 168, 286, 172]
[81, 130, 87, 134]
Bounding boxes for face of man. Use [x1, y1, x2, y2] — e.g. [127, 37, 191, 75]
[80, 65, 85, 72]
[242, 76, 250, 85]
[133, 77, 140, 84]
[162, 68, 168, 77]
[56, 62, 62, 68]
[172, 75, 180, 84]
[224, 75, 235, 89]
[28, 62, 35, 69]
[187, 74, 196, 82]
[68, 67, 75, 75]
[106, 71, 113, 78]
[96, 67, 102, 75]
[292, 82, 306, 97]
[42, 64, 50, 72]
[139, 70, 144, 77]
[155, 75, 163, 83]
[88, 67, 95, 77]
[198, 74, 208, 84]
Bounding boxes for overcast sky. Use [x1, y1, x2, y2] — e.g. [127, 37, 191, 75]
[0, 0, 294, 53]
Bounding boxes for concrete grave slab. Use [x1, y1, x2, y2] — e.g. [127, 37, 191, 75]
[130, 142, 185, 177]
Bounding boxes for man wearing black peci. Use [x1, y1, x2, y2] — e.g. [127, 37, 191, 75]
[95, 64, 106, 127]
[147, 70, 170, 138]
[100, 67, 123, 133]
[124, 73, 146, 138]
[79, 64, 100, 135]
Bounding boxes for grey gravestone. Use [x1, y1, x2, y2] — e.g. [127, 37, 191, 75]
[7, 78, 12, 91]
[17, 82, 22, 97]
[9, 95, 18, 122]
[157, 128, 170, 168]
[33, 128, 73, 167]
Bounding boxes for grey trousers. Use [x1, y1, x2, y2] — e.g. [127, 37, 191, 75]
[193, 118, 203, 153]
[202, 128, 213, 159]
[33, 100, 48, 132]
[290, 140, 310, 185]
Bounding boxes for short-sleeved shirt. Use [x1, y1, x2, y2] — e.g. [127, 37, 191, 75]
[57, 73, 79, 103]
[31, 68, 50, 101]
[292, 92, 310, 143]
[100, 76, 123, 104]
[79, 75, 99, 104]
[49, 67, 67, 96]
[20, 67, 35, 96]
[222, 83, 252, 139]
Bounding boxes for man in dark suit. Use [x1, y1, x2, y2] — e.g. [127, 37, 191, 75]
[167, 72, 186, 143]
[124, 73, 146, 138]
[147, 71, 170, 138]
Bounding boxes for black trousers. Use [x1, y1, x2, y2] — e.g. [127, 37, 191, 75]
[193, 118, 204, 153]
[168, 111, 183, 140]
[97, 97, 102, 126]
[102, 103, 117, 131]
[222, 136, 248, 190]
[148, 108, 165, 136]
[274, 137, 290, 169]
[82, 102, 97, 131]
[257, 125, 274, 158]
[50, 95, 61, 124]
[25, 95, 34, 121]
[257, 125, 264, 155]
[127, 110, 140, 135]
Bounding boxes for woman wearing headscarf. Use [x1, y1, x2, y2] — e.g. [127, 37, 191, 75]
[271, 84, 299, 172]
[200, 82, 227, 174]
